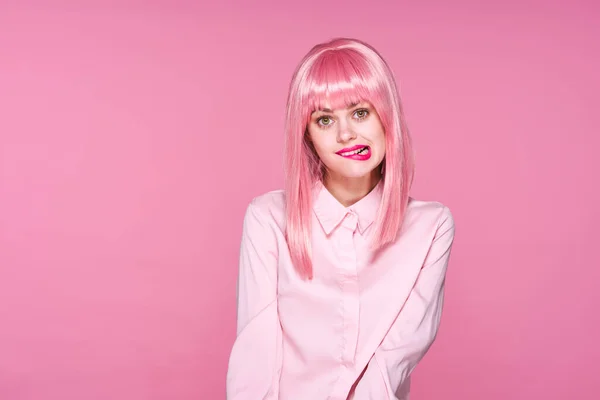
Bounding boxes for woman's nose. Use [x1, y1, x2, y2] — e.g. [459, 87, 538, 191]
[336, 121, 356, 142]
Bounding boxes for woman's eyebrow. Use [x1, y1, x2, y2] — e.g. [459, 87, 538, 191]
[312, 102, 362, 114]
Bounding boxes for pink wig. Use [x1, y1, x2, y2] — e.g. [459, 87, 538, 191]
[284, 38, 415, 280]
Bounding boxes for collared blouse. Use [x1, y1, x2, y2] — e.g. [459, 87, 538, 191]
[227, 180, 456, 399]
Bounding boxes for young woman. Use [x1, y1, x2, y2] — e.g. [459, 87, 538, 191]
[226, 38, 456, 400]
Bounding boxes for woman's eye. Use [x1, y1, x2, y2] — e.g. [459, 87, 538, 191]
[318, 117, 332, 126]
[354, 109, 369, 119]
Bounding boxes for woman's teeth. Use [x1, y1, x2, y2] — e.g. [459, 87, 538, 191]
[340, 146, 369, 157]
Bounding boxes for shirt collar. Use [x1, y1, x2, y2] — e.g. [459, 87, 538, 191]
[312, 178, 383, 235]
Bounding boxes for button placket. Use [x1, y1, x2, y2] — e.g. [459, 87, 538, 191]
[338, 210, 360, 366]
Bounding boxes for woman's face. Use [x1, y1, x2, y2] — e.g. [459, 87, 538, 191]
[307, 100, 386, 183]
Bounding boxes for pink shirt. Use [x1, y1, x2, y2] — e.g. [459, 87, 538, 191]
[226, 180, 456, 399]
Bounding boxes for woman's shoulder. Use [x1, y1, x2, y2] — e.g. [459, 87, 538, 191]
[407, 196, 452, 214]
[248, 189, 285, 211]
[406, 196, 455, 231]
[244, 189, 286, 228]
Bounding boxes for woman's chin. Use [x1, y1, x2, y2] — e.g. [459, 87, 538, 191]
[328, 167, 381, 181]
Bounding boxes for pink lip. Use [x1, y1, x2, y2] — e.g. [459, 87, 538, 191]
[336, 144, 368, 154]
[336, 144, 371, 161]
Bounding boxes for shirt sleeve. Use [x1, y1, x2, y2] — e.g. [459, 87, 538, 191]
[226, 201, 283, 400]
[350, 206, 456, 400]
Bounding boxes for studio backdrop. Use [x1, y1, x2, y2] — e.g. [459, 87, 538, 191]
[0, 1, 598, 399]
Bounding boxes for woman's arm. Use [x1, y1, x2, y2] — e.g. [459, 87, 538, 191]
[351, 206, 456, 400]
[226, 201, 283, 400]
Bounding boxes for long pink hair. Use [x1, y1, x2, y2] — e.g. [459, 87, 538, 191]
[284, 38, 415, 280]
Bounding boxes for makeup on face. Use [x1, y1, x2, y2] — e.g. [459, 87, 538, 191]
[307, 100, 384, 180]
[336, 144, 371, 160]
[311, 102, 370, 129]
[310, 102, 374, 160]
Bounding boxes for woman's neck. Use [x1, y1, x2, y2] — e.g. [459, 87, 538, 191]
[322, 171, 382, 208]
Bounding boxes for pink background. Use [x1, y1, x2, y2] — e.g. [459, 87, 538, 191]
[1, 0, 598, 399]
